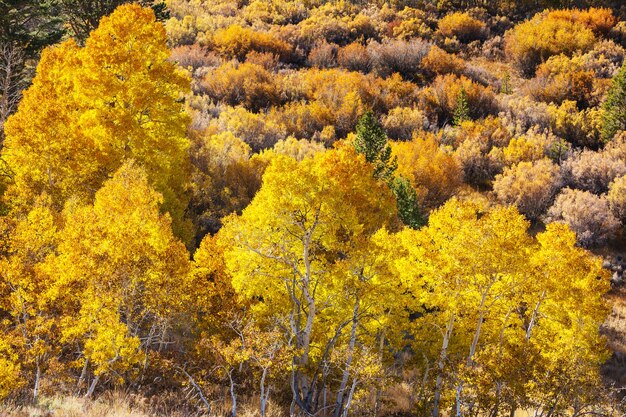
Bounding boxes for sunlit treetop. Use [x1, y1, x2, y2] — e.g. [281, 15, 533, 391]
[2, 4, 191, 239]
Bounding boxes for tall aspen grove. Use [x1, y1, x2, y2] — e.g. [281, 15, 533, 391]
[1, 1, 626, 416]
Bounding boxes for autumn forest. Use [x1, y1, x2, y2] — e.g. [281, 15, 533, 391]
[1, 0, 626, 416]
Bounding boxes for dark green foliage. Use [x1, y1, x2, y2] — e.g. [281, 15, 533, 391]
[453, 87, 470, 126]
[602, 62, 626, 142]
[0, 1, 63, 56]
[354, 111, 424, 229]
[0, 1, 64, 145]
[58, 0, 168, 41]
[354, 111, 397, 183]
[500, 72, 511, 95]
[391, 176, 426, 229]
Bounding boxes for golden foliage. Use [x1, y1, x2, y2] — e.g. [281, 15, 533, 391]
[437, 12, 486, 43]
[2, 4, 192, 239]
[505, 10, 598, 76]
[421, 45, 466, 78]
[527, 54, 596, 107]
[212, 24, 292, 62]
[47, 162, 191, 378]
[392, 134, 463, 211]
[493, 158, 562, 219]
[420, 74, 498, 125]
[201, 61, 281, 111]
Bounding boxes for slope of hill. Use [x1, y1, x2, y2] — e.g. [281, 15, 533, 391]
[0, 1, 626, 416]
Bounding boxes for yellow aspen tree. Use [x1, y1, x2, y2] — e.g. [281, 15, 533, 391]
[521, 223, 610, 416]
[43, 161, 191, 395]
[2, 4, 192, 240]
[385, 199, 610, 416]
[0, 195, 61, 401]
[392, 199, 533, 417]
[218, 142, 405, 415]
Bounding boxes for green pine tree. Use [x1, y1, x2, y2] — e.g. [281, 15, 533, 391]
[602, 62, 626, 142]
[353, 111, 424, 230]
[354, 111, 397, 183]
[58, 0, 168, 41]
[391, 176, 426, 230]
[453, 87, 470, 126]
[0, 1, 64, 57]
[500, 72, 511, 95]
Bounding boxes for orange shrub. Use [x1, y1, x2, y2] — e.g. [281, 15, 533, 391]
[525, 55, 595, 108]
[245, 51, 279, 70]
[170, 44, 221, 70]
[546, 8, 616, 35]
[293, 68, 417, 115]
[437, 12, 487, 43]
[273, 101, 335, 140]
[307, 41, 338, 68]
[212, 24, 292, 62]
[450, 117, 512, 186]
[505, 11, 597, 76]
[392, 134, 463, 211]
[337, 43, 371, 73]
[382, 107, 428, 141]
[367, 39, 431, 80]
[201, 62, 281, 112]
[421, 45, 466, 78]
[271, 69, 418, 140]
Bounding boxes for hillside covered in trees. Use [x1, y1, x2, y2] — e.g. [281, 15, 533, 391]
[1, 0, 626, 416]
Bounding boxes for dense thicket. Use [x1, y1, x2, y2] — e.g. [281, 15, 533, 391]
[0, 1, 625, 417]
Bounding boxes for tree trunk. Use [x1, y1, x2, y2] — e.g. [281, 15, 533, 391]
[86, 374, 100, 398]
[77, 358, 89, 393]
[292, 220, 319, 414]
[260, 367, 270, 417]
[333, 297, 359, 417]
[418, 359, 430, 409]
[456, 290, 488, 417]
[228, 369, 237, 417]
[434, 313, 455, 417]
[33, 359, 41, 402]
[341, 379, 359, 417]
[526, 290, 546, 341]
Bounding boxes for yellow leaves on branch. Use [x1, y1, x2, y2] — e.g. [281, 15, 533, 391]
[0, 153, 232, 397]
[218, 143, 400, 365]
[505, 8, 616, 76]
[47, 162, 190, 379]
[2, 4, 192, 239]
[385, 198, 610, 411]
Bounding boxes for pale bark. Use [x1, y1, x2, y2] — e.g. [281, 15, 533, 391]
[434, 313, 455, 417]
[333, 297, 359, 417]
